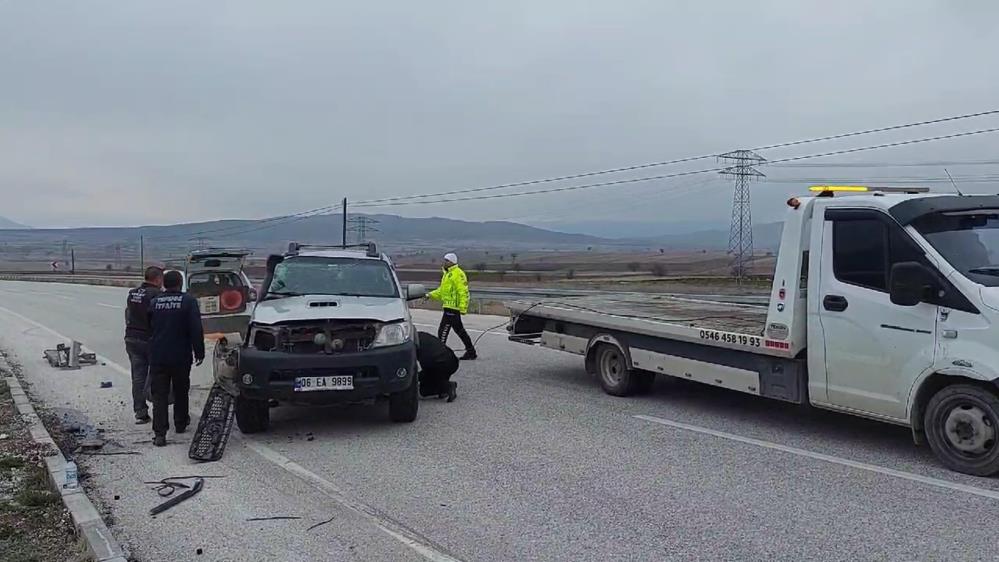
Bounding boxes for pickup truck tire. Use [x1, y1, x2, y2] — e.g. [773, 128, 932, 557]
[389, 379, 419, 423]
[924, 384, 999, 476]
[235, 395, 270, 434]
[594, 344, 646, 397]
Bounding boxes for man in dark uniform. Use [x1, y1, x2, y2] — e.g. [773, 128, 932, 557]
[148, 270, 205, 447]
[124, 266, 163, 424]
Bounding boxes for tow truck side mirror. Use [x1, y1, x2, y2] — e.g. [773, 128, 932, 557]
[889, 261, 935, 306]
[405, 284, 427, 301]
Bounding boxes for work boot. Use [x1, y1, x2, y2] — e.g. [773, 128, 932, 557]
[135, 413, 151, 425]
[446, 381, 457, 403]
[153, 435, 167, 447]
[175, 425, 188, 434]
[459, 351, 477, 361]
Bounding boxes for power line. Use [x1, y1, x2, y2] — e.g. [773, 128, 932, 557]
[350, 126, 999, 209]
[773, 159, 999, 168]
[148, 110, 999, 242]
[177, 108, 999, 235]
[349, 108, 999, 207]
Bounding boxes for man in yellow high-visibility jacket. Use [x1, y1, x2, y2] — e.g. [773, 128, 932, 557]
[428, 253, 477, 360]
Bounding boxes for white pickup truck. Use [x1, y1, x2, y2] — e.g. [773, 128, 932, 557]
[509, 187, 999, 476]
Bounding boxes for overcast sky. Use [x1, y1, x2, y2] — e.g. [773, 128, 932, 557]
[2, 1, 998, 230]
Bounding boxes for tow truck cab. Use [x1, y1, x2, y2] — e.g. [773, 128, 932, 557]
[762, 188, 999, 474]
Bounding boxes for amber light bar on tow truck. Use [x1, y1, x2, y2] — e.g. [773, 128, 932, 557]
[808, 185, 932, 195]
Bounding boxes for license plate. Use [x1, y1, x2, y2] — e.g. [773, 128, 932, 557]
[199, 296, 220, 314]
[294, 376, 354, 392]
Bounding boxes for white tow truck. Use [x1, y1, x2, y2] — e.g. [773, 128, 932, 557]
[509, 186, 999, 476]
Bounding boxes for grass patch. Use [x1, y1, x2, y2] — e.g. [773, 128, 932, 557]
[0, 456, 25, 473]
[13, 489, 58, 508]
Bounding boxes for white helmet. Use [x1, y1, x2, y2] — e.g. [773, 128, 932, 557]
[444, 252, 458, 265]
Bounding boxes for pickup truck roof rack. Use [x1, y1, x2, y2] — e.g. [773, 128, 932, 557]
[287, 241, 379, 258]
[188, 248, 252, 258]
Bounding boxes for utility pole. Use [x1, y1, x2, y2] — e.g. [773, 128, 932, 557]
[70, 248, 76, 274]
[341, 197, 348, 248]
[347, 215, 379, 243]
[719, 150, 766, 281]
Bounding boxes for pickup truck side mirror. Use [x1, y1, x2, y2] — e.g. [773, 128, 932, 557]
[889, 261, 935, 306]
[405, 284, 427, 301]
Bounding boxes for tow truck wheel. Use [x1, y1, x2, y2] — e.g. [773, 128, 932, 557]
[235, 395, 270, 434]
[389, 379, 419, 423]
[594, 344, 644, 397]
[925, 384, 999, 476]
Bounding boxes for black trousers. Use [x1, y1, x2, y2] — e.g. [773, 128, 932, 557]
[124, 339, 151, 417]
[438, 309, 475, 353]
[150, 364, 191, 436]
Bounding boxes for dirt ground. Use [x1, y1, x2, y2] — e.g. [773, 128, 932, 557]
[0, 372, 88, 562]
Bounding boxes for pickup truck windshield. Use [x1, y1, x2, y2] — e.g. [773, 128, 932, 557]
[913, 209, 999, 287]
[268, 257, 399, 298]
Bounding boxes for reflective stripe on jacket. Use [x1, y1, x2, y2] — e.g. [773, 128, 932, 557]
[428, 265, 469, 314]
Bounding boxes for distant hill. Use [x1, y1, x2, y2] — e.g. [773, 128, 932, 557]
[0, 213, 613, 263]
[640, 222, 783, 250]
[0, 216, 28, 229]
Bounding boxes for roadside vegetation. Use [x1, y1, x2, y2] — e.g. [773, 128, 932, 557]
[0, 376, 88, 562]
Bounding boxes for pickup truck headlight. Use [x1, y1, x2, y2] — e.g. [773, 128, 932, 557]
[371, 321, 412, 348]
[249, 325, 279, 351]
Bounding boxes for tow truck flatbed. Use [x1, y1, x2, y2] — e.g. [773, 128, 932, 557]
[507, 294, 785, 358]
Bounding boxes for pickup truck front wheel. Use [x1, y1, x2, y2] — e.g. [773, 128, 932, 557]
[925, 384, 999, 476]
[235, 395, 270, 434]
[389, 379, 419, 423]
[593, 344, 653, 397]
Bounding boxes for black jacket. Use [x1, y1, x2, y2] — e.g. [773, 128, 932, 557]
[148, 290, 205, 367]
[124, 283, 161, 342]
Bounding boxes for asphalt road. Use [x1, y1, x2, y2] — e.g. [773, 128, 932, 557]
[1, 280, 998, 561]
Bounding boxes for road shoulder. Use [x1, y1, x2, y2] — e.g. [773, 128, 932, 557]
[1, 353, 125, 562]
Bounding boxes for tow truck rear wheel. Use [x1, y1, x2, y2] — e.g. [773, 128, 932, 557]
[594, 344, 650, 397]
[235, 395, 270, 434]
[389, 379, 419, 423]
[925, 384, 999, 476]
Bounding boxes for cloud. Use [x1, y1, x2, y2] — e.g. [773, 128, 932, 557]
[1, 0, 998, 228]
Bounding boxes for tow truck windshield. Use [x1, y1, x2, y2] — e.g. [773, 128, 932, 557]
[268, 256, 399, 298]
[914, 209, 999, 287]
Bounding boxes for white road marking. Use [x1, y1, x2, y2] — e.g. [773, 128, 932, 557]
[635, 414, 999, 502]
[245, 441, 463, 562]
[96, 303, 123, 309]
[0, 302, 464, 562]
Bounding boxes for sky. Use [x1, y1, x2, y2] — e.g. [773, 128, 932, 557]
[1, 1, 998, 232]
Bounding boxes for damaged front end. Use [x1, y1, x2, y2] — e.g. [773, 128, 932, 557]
[235, 319, 417, 405]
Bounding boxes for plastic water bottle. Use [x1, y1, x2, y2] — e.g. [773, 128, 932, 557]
[64, 461, 78, 489]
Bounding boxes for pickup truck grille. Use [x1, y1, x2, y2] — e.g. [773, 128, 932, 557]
[271, 367, 378, 381]
[253, 321, 378, 354]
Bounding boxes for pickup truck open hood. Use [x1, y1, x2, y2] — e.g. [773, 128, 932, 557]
[251, 295, 408, 325]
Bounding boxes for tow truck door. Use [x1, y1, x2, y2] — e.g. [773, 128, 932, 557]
[815, 208, 936, 420]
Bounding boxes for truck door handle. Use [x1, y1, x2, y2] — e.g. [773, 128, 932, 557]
[823, 295, 848, 312]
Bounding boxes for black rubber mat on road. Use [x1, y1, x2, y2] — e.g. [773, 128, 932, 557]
[188, 384, 235, 463]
